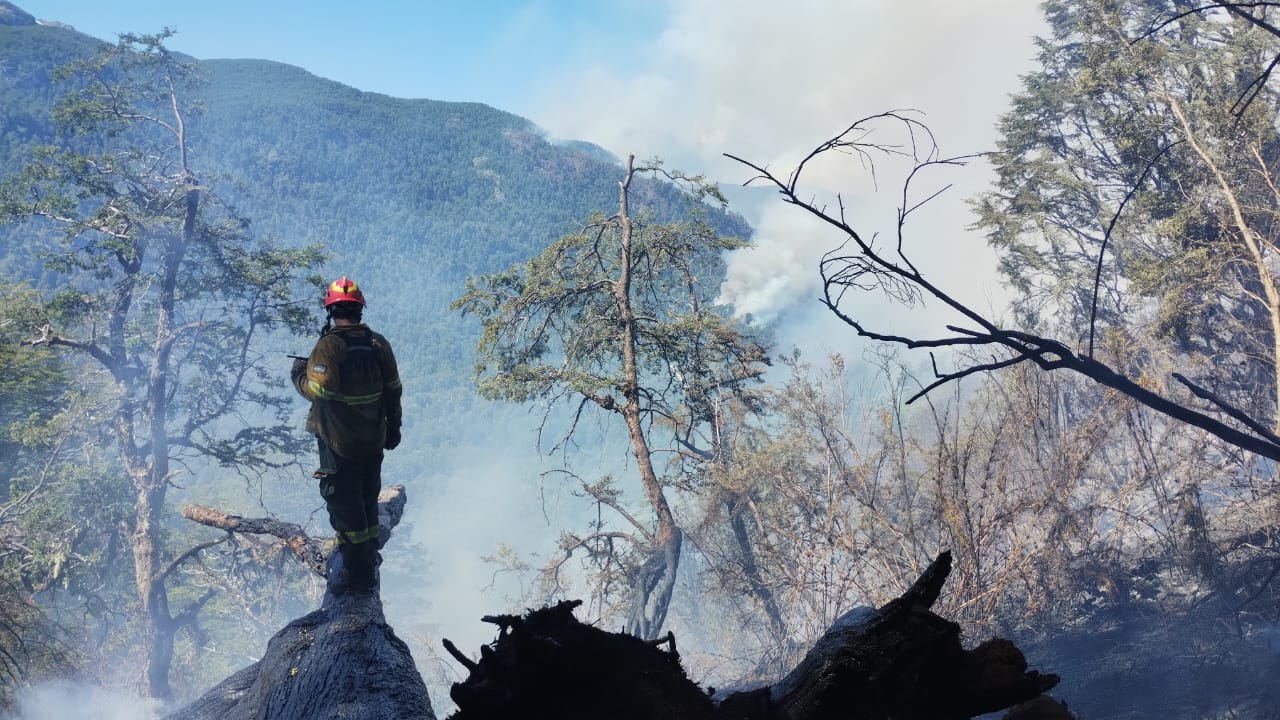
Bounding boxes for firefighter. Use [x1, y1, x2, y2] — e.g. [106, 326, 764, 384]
[292, 276, 403, 594]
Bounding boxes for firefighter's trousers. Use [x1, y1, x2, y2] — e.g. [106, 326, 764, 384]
[315, 439, 382, 582]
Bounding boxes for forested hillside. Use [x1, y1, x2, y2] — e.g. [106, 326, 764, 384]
[0, 16, 750, 470]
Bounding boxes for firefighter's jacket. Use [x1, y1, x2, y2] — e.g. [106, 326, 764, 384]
[292, 323, 403, 460]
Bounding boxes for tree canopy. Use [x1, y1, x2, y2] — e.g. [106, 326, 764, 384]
[453, 156, 769, 639]
[0, 30, 324, 699]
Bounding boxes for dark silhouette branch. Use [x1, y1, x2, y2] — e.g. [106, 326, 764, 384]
[1172, 372, 1280, 445]
[442, 638, 479, 672]
[726, 113, 1280, 463]
[1088, 141, 1182, 357]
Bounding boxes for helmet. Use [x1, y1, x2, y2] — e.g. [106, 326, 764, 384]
[324, 276, 366, 308]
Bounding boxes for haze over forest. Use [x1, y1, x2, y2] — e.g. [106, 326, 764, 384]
[1, 1, 1279, 718]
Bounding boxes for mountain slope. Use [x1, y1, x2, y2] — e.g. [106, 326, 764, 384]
[0, 13, 751, 469]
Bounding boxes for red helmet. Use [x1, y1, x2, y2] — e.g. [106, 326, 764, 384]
[324, 276, 367, 308]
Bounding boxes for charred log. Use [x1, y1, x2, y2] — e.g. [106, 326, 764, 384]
[446, 599, 713, 720]
[444, 551, 1063, 720]
[766, 552, 1058, 719]
[177, 493, 1061, 720]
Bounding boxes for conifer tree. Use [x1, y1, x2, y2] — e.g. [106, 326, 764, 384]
[453, 156, 768, 638]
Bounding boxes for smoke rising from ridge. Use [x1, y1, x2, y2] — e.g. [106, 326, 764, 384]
[532, 0, 1046, 326]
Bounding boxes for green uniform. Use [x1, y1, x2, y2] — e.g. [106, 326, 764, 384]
[292, 323, 403, 590]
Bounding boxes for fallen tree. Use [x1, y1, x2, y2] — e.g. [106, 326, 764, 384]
[443, 551, 1072, 720]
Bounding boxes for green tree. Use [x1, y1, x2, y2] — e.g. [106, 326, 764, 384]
[0, 284, 88, 705]
[0, 31, 324, 699]
[452, 155, 768, 638]
[976, 0, 1280, 433]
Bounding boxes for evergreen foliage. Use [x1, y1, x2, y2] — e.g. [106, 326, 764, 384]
[0, 28, 327, 700]
[0, 12, 753, 702]
[974, 0, 1280, 429]
[2, 6, 1279, 717]
[0, 8, 755, 520]
[0, 25, 751, 447]
[452, 157, 769, 639]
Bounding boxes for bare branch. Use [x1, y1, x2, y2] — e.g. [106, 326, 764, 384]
[1172, 372, 1280, 445]
[180, 504, 326, 575]
[727, 115, 1280, 462]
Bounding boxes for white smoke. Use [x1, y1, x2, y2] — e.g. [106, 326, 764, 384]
[715, 199, 837, 325]
[3, 682, 162, 720]
[531, 0, 1047, 324]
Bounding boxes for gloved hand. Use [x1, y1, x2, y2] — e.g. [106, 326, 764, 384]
[384, 427, 402, 451]
[291, 357, 307, 378]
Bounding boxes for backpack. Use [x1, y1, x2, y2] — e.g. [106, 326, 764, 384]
[337, 328, 384, 391]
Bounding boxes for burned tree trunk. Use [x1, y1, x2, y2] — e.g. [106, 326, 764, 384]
[170, 591, 433, 720]
[444, 551, 1068, 720]
[166, 485, 435, 720]
[443, 599, 713, 720]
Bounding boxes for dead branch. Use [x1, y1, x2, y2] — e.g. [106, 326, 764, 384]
[725, 113, 1280, 463]
[180, 505, 327, 576]
[180, 484, 408, 577]
[1173, 372, 1280, 445]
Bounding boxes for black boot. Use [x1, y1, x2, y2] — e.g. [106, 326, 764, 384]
[357, 541, 381, 591]
[332, 543, 371, 596]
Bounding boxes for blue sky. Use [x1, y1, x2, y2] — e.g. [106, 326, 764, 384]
[17, 1, 665, 112]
